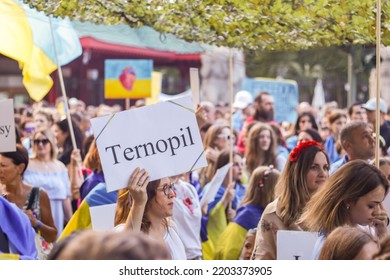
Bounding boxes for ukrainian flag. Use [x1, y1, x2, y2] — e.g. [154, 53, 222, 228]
[215, 204, 264, 260]
[58, 183, 117, 241]
[0, 0, 82, 102]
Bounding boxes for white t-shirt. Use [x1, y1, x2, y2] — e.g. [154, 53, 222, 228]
[172, 180, 202, 259]
[164, 223, 187, 260]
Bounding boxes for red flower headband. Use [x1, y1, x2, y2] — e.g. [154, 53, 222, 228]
[289, 140, 325, 162]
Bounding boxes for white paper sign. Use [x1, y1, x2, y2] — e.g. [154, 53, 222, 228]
[190, 68, 200, 108]
[89, 203, 117, 231]
[90, 96, 207, 192]
[200, 162, 233, 208]
[277, 230, 320, 260]
[0, 99, 16, 152]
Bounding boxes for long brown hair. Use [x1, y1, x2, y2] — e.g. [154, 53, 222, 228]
[239, 165, 280, 208]
[300, 160, 389, 235]
[276, 145, 329, 227]
[245, 122, 277, 175]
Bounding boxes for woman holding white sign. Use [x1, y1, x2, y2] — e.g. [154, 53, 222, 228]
[114, 167, 186, 260]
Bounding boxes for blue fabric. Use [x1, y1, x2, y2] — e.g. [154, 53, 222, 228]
[85, 182, 117, 207]
[232, 110, 245, 132]
[0, 196, 38, 260]
[324, 135, 341, 164]
[233, 204, 264, 231]
[277, 145, 290, 159]
[80, 171, 105, 200]
[286, 135, 298, 152]
[203, 182, 246, 213]
[330, 154, 349, 175]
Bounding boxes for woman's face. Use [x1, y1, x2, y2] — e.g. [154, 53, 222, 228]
[240, 233, 256, 260]
[305, 152, 329, 193]
[214, 127, 233, 150]
[298, 116, 313, 131]
[353, 241, 379, 260]
[53, 125, 67, 148]
[258, 129, 271, 151]
[0, 155, 23, 185]
[331, 116, 347, 136]
[33, 132, 52, 158]
[297, 131, 313, 144]
[34, 113, 51, 130]
[148, 177, 177, 219]
[232, 154, 243, 181]
[348, 185, 386, 226]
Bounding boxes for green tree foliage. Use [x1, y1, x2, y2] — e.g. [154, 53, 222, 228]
[23, 0, 390, 50]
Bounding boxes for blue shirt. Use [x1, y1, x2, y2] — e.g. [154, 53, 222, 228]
[324, 135, 341, 164]
[330, 154, 349, 175]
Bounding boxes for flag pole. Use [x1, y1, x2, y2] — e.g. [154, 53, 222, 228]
[49, 17, 77, 150]
[375, 0, 381, 167]
[228, 49, 234, 182]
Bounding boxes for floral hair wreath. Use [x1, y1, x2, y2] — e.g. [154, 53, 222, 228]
[258, 165, 274, 188]
[289, 140, 325, 162]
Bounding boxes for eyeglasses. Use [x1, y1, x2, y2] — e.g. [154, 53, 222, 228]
[218, 134, 235, 141]
[160, 182, 176, 196]
[33, 139, 50, 145]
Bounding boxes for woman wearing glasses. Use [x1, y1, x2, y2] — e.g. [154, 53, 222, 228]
[23, 129, 73, 238]
[114, 167, 186, 260]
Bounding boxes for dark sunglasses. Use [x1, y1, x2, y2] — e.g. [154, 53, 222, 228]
[33, 139, 50, 145]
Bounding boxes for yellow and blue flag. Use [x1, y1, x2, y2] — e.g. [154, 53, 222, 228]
[58, 183, 117, 241]
[0, 0, 82, 102]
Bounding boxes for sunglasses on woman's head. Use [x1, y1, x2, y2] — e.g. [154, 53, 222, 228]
[33, 139, 50, 145]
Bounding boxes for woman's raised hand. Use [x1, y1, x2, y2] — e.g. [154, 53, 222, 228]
[127, 167, 150, 205]
[373, 203, 389, 239]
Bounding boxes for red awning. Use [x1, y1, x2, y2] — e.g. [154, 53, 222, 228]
[80, 37, 201, 62]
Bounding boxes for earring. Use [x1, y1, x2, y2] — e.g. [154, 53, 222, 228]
[346, 205, 350, 210]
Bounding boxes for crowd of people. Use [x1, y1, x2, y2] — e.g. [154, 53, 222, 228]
[1, 92, 390, 260]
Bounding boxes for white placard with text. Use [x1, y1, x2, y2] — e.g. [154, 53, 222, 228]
[277, 230, 320, 260]
[0, 99, 16, 152]
[90, 96, 207, 192]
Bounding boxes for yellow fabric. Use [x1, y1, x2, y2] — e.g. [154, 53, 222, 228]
[0, 253, 20, 260]
[0, 0, 56, 102]
[201, 239, 215, 260]
[215, 222, 247, 260]
[57, 200, 92, 241]
[201, 202, 228, 260]
[146, 72, 162, 105]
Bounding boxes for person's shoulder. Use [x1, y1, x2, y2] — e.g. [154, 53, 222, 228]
[53, 160, 68, 171]
[263, 199, 278, 215]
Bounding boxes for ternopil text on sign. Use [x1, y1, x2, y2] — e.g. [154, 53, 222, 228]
[91, 96, 207, 192]
[105, 126, 195, 165]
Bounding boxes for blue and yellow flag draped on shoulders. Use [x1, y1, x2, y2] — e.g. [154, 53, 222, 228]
[0, 0, 82, 102]
[215, 204, 264, 260]
[58, 183, 117, 241]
